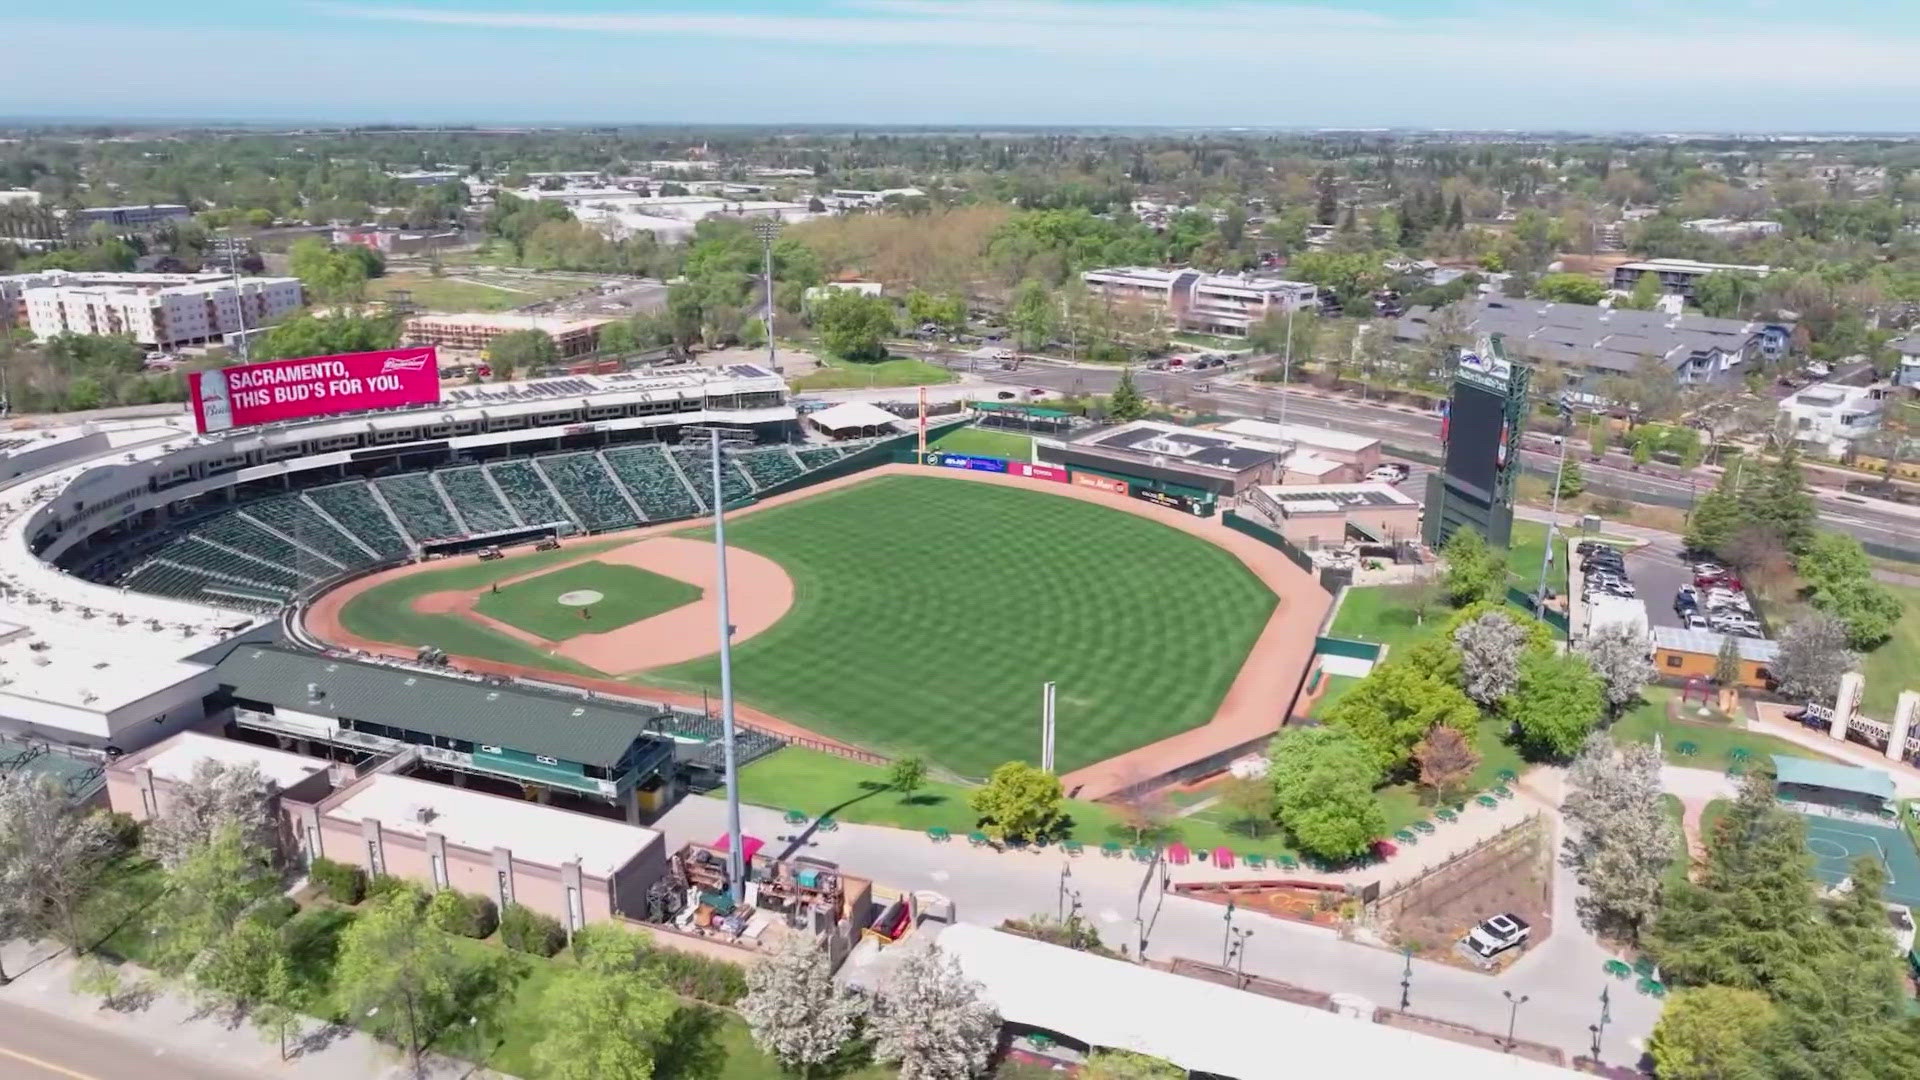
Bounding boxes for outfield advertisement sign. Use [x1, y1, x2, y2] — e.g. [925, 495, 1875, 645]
[925, 452, 1007, 473]
[190, 347, 441, 434]
[1071, 471, 1130, 496]
[1009, 462, 1068, 483]
[1132, 488, 1209, 515]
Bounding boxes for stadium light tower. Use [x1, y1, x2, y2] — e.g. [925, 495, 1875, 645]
[709, 430, 745, 904]
[751, 219, 782, 374]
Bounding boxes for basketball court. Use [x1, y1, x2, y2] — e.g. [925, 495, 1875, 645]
[1797, 814, 1920, 906]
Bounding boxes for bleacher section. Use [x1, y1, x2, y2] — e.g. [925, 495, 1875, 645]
[794, 446, 843, 470]
[435, 467, 519, 533]
[308, 482, 411, 558]
[487, 460, 572, 527]
[120, 560, 283, 610]
[602, 446, 703, 520]
[194, 513, 341, 579]
[373, 474, 463, 544]
[164, 537, 310, 591]
[538, 454, 638, 531]
[734, 447, 804, 490]
[243, 495, 375, 567]
[672, 447, 753, 507]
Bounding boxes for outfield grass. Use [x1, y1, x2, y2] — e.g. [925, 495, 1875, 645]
[370, 272, 585, 313]
[1612, 687, 1842, 767]
[1860, 583, 1920, 719]
[655, 475, 1276, 778]
[473, 560, 702, 642]
[790, 355, 956, 391]
[928, 426, 1034, 461]
[336, 539, 628, 675]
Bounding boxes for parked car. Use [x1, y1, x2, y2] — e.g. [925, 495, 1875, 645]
[1465, 913, 1532, 959]
[1692, 560, 1727, 577]
[1365, 466, 1403, 485]
[1683, 611, 1711, 631]
[477, 546, 503, 562]
[1695, 571, 1743, 590]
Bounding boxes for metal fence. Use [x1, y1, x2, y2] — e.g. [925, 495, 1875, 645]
[1313, 636, 1385, 662]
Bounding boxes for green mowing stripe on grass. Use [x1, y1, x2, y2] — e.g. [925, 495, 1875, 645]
[927, 425, 1034, 461]
[473, 560, 702, 642]
[336, 538, 629, 676]
[653, 475, 1277, 778]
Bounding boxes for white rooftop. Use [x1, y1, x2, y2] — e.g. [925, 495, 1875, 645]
[1618, 257, 1772, 276]
[808, 400, 903, 432]
[1217, 418, 1380, 454]
[329, 773, 660, 877]
[138, 731, 327, 789]
[938, 924, 1576, 1078]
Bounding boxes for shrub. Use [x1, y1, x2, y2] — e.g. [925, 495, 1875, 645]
[426, 889, 499, 939]
[248, 895, 300, 929]
[366, 873, 427, 910]
[499, 902, 565, 956]
[637, 941, 747, 1004]
[309, 858, 367, 904]
[91, 810, 142, 856]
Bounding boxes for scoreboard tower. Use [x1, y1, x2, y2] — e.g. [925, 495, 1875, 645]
[1422, 333, 1528, 550]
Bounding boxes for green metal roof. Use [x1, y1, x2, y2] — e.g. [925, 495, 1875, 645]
[1769, 755, 1896, 802]
[217, 646, 658, 767]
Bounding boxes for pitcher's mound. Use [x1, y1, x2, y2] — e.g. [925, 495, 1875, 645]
[556, 590, 604, 607]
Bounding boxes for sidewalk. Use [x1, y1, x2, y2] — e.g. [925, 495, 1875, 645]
[0, 939, 510, 1080]
[1749, 702, 1920, 798]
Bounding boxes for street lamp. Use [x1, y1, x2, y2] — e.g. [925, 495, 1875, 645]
[751, 219, 782, 374]
[1227, 927, 1254, 984]
[1221, 898, 1236, 965]
[711, 430, 745, 904]
[1057, 862, 1071, 921]
[1503, 991, 1531, 1051]
[1399, 946, 1413, 1010]
[1589, 985, 1612, 1061]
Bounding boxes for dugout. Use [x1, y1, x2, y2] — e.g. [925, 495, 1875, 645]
[1770, 756, 1895, 818]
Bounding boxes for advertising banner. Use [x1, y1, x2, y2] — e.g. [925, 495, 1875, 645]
[1132, 487, 1209, 516]
[1009, 461, 1069, 484]
[1071, 471, 1130, 496]
[927, 452, 1007, 473]
[190, 347, 441, 434]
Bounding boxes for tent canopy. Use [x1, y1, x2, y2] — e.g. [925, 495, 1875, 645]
[1770, 755, 1895, 802]
[808, 400, 902, 433]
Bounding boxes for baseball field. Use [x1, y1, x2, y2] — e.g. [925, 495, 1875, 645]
[311, 466, 1310, 790]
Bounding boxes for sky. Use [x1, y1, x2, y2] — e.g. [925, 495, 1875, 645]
[7, 0, 1920, 131]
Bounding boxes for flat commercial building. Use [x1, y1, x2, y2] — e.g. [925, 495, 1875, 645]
[1609, 257, 1772, 300]
[404, 311, 611, 358]
[68, 204, 192, 229]
[1214, 418, 1383, 475]
[107, 730, 332, 826]
[1041, 419, 1284, 498]
[1081, 267, 1318, 337]
[1244, 482, 1420, 549]
[8, 270, 304, 349]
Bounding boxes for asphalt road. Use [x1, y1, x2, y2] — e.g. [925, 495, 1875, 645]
[961, 357, 1920, 558]
[0, 999, 263, 1080]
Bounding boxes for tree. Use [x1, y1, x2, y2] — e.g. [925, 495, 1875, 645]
[739, 932, 867, 1076]
[489, 328, 556, 371]
[812, 289, 895, 363]
[1799, 533, 1905, 648]
[1621, 271, 1662, 311]
[1533, 273, 1607, 305]
[1081, 1050, 1186, 1080]
[333, 892, 465, 1069]
[0, 772, 116, 953]
[1440, 527, 1505, 607]
[1713, 633, 1743, 686]
[144, 758, 275, 871]
[1588, 419, 1611, 458]
[968, 761, 1064, 843]
[1395, 578, 1442, 626]
[1684, 465, 1744, 556]
[1324, 660, 1479, 777]
[1562, 733, 1675, 939]
[1268, 727, 1387, 862]
[598, 320, 638, 355]
[1452, 610, 1531, 707]
[888, 756, 927, 802]
[869, 944, 999, 1080]
[1115, 784, 1172, 845]
[1412, 725, 1480, 805]
[1574, 624, 1655, 714]
[533, 945, 679, 1080]
[1647, 986, 1776, 1080]
[252, 311, 400, 362]
[1108, 366, 1148, 421]
[1506, 650, 1605, 760]
[252, 951, 302, 1061]
[287, 237, 370, 303]
[155, 823, 276, 976]
[192, 913, 282, 1012]
[1218, 773, 1278, 837]
[1555, 458, 1585, 498]
[1691, 272, 1758, 319]
[1770, 612, 1856, 703]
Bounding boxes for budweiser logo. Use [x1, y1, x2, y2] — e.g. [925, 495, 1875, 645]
[380, 352, 432, 374]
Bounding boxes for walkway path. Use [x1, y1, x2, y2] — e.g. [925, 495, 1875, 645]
[1748, 703, 1920, 798]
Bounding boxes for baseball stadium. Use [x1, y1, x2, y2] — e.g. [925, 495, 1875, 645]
[0, 351, 1325, 827]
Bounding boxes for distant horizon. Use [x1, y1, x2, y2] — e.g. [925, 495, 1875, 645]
[10, 1, 1920, 132]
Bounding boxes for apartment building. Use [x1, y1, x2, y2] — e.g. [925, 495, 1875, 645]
[8, 271, 304, 349]
[1080, 267, 1318, 337]
[404, 311, 611, 358]
[68, 204, 192, 229]
[1610, 257, 1772, 301]
[1682, 219, 1784, 241]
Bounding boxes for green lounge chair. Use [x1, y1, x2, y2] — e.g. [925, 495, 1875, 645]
[967, 831, 989, 847]
[1476, 794, 1499, 809]
[1436, 808, 1458, 824]
[817, 816, 838, 832]
[1394, 829, 1417, 845]
[1062, 838, 1083, 856]
[1276, 854, 1299, 870]
[927, 826, 949, 842]
[1244, 853, 1267, 869]
[1101, 840, 1123, 858]
[1413, 820, 1436, 834]
[783, 809, 807, 826]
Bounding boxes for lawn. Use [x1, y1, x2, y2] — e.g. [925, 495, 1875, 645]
[1325, 584, 1448, 658]
[1503, 519, 1567, 595]
[1612, 687, 1842, 768]
[1306, 673, 1361, 719]
[1859, 583, 1920, 719]
[653, 475, 1277, 778]
[336, 539, 629, 675]
[928, 426, 1034, 461]
[1372, 716, 1528, 834]
[1662, 794, 1691, 892]
[790, 355, 957, 391]
[370, 272, 582, 313]
[473, 560, 702, 642]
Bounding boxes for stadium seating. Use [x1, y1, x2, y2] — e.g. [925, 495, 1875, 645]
[243, 495, 378, 567]
[165, 537, 311, 591]
[601, 446, 703, 520]
[671, 447, 753, 507]
[193, 513, 340, 579]
[307, 482, 411, 557]
[486, 460, 573, 527]
[121, 560, 285, 610]
[734, 447, 804, 490]
[536, 454, 638, 531]
[794, 446, 843, 470]
[373, 474, 463, 544]
[434, 467, 520, 533]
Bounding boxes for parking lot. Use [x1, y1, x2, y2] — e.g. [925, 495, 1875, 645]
[1627, 547, 1695, 631]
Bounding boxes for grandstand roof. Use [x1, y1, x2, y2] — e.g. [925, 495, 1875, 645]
[807, 400, 901, 433]
[216, 646, 662, 767]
